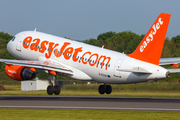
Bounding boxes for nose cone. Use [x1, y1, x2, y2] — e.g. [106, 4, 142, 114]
[7, 38, 16, 57]
[7, 40, 14, 55]
[7, 40, 11, 53]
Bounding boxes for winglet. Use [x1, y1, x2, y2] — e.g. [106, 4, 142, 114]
[127, 13, 171, 65]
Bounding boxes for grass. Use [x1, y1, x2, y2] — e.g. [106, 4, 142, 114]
[0, 108, 180, 120]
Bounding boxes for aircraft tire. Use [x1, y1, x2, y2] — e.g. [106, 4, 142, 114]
[106, 85, 112, 94]
[54, 85, 61, 95]
[98, 85, 105, 94]
[47, 85, 54, 95]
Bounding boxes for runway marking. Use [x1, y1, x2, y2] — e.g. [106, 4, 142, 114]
[0, 105, 180, 111]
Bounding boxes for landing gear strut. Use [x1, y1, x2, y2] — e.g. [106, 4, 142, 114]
[98, 84, 112, 94]
[47, 73, 61, 95]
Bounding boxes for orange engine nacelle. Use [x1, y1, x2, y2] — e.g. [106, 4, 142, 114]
[5, 64, 36, 81]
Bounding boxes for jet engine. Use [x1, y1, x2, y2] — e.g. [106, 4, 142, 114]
[5, 64, 36, 81]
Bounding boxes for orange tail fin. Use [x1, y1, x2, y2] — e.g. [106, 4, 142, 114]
[127, 13, 171, 65]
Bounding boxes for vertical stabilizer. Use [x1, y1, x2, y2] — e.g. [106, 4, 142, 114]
[127, 13, 171, 65]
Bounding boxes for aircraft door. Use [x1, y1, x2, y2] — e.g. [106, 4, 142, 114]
[114, 59, 123, 78]
[16, 34, 26, 52]
[16, 40, 22, 52]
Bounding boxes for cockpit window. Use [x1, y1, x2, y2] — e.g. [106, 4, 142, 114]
[11, 37, 15, 41]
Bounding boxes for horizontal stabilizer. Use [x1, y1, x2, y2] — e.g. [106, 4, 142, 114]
[159, 57, 180, 65]
[166, 69, 180, 73]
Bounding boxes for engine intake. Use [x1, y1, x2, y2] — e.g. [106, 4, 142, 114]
[21, 68, 36, 80]
[5, 64, 36, 81]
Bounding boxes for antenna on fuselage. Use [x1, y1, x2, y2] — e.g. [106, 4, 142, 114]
[102, 45, 104, 49]
[34, 28, 37, 32]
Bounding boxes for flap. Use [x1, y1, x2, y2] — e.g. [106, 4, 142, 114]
[0, 59, 73, 75]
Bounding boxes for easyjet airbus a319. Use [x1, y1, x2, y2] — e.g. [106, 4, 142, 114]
[1, 13, 180, 95]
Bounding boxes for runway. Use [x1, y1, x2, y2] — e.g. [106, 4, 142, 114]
[0, 95, 180, 111]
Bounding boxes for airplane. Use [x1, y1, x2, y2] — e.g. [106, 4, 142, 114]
[0, 12, 179, 95]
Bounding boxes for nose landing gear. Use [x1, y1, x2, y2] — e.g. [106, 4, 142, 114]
[98, 84, 112, 94]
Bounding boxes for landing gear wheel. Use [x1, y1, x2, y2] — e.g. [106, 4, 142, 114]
[47, 85, 54, 95]
[106, 85, 112, 94]
[98, 85, 105, 94]
[54, 85, 60, 95]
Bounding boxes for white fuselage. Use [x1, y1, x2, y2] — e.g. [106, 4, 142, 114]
[7, 31, 168, 84]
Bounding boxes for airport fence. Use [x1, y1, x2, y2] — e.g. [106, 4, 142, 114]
[0, 79, 180, 91]
[56, 80, 180, 91]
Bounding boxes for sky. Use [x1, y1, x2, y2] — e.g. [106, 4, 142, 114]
[0, 0, 180, 40]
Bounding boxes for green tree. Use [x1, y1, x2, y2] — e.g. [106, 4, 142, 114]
[0, 32, 13, 40]
[126, 34, 145, 54]
[83, 38, 101, 47]
[97, 31, 116, 41]
[105, 31, 140, 53]
[172, 35, 180, 48]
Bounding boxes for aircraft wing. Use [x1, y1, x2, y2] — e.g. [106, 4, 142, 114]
[0, 59, 73, 75]
[159, 57, 180, 65]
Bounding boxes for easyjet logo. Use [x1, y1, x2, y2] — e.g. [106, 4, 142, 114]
[8, 70, 17, 74]
[140, 18, 163, 52]
[22, 37, 111, 70]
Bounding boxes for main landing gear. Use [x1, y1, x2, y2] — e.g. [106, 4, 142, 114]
[47, 85, 60, 95]
[47, 73, 61, 95]
[98, 84, 112, 94]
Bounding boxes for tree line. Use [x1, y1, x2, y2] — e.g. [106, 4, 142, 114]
[84, 31, 180, 58]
